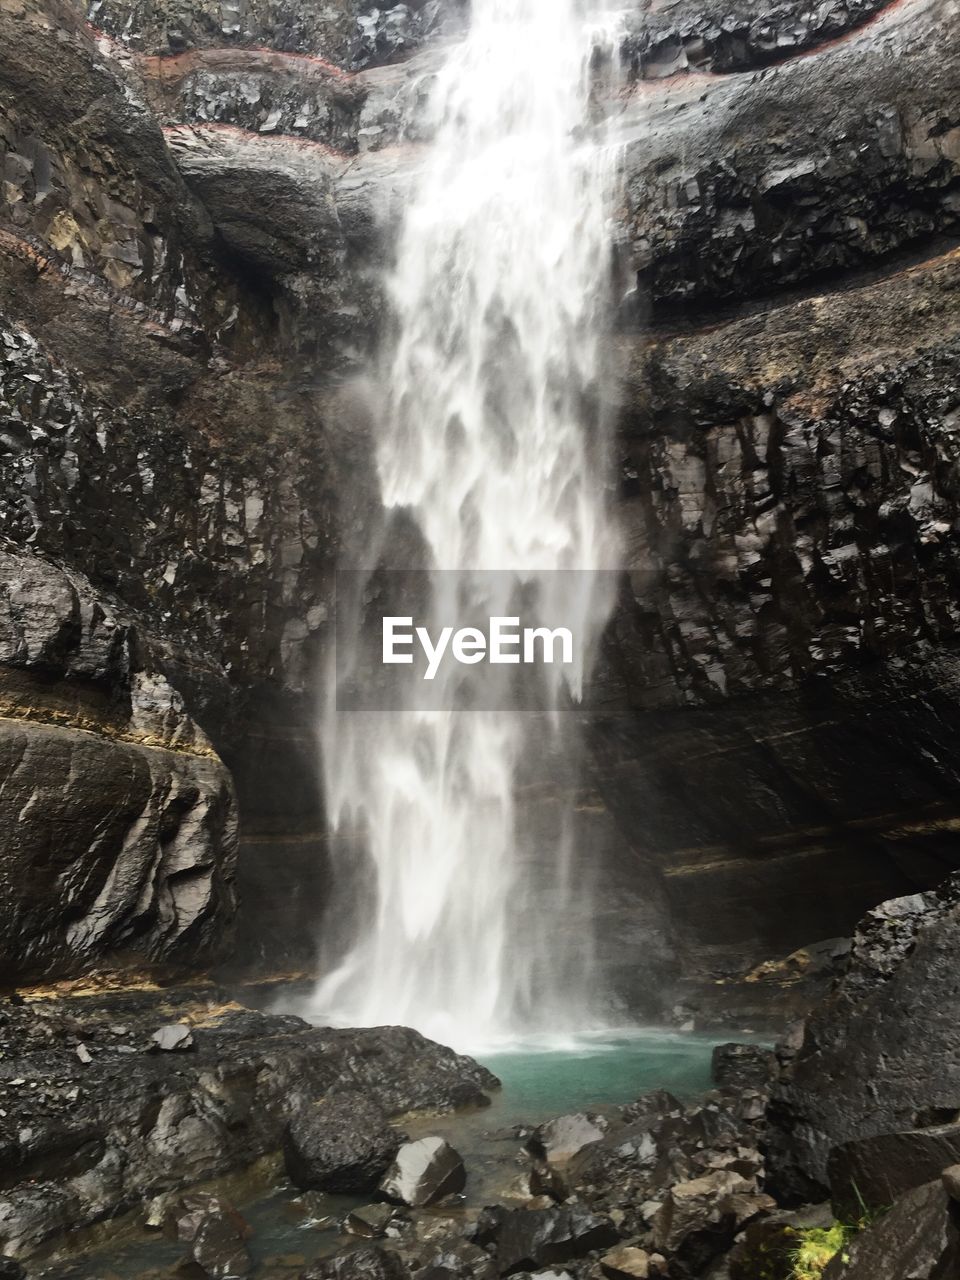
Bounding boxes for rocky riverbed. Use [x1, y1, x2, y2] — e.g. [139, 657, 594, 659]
[1, 874, 959, 1279]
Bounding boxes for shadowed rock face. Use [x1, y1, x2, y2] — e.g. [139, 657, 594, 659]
[2, 0, 960, 991]
[0, 548, 238, 979]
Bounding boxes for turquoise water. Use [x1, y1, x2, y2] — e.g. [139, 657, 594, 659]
[480, 1029, 722, 1119]
[42, 1030, 723, 1278]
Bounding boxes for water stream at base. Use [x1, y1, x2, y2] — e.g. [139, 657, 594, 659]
[306, 0, 626, 1052]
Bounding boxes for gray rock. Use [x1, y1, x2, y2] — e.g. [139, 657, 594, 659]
[829, 1124, 960, 1216]
[767, 876, 960, 1200]
[303, 1248, 409, 1280]
[380, 1137, 466, 1207]
[472, 1205, 620, 1276]
[175, 1194, 252, 1279]
[711, 1045, 777, 1091]
[344, 1204, 398, 1238]
[283, 1091, 399, 1193]
[526, 1113, 610, 1165]
[150, 1024, 195, 1053]
[824, 1181, 960, 1279]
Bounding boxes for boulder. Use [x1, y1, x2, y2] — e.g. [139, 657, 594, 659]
[823, 1181, 960, 1279]
[828, 1124, 960, 1216]
[943, 1165, 960, 1204]
[710, 1045, 777, 1091]
[767, 877, 960, 1200]
[652, 1171, 769, 1260]
[174, 1194, 252, 1279]
[526, 1114, 610, 1165]
[0, 1260, 25, 1280]
[380, 1138, 466, 1207]
[472, 1205, 619, 1275]
[283, 1092, 400, 1193]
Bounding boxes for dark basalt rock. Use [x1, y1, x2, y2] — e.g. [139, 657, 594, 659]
[828, 1124, 960, 1217]
[0, 991, 496, 1257]
[711, 1045, 778, 1091]
[621, 0, 892, 79]
[471, 1206, 620, 1276]
[303, 1246, 410, 1280]
[526, 1114, 610, 1166]
[380, 1137, 466, 1207]
[175, 1194, 253, 1280]
[283, 1091, 400, 1193]
[651, 1170, 774, 1270]
[824, 1180, 960, 1279]
[766, 875, 960, 1201]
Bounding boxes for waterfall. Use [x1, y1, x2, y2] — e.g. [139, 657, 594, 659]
[308, 0, 623, 1051]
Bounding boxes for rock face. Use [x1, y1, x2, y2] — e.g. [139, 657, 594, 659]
[2, 0, 960, 995]
[0, 547, 238, 979]
[283, 1091, 401, 1192]
[767, 874, 960, 1200]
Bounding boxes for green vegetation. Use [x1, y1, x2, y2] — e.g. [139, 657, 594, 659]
[789, 1222, 850, 1279]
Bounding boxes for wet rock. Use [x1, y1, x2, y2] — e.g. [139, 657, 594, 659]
[303, 1246, 409, 1280]
[284, 1092, 400, 1193]
[177, 1194, 253, 1279]
[829, 1124, 960, 1216]
[345, 1205, 398, 1238]
[824, 1181, 960, 1279]
[710, 1045, 777, 1091]
[380, 1138, 466, 1207]
[0, 992, 494, 1256]
[150, 1024, 195, 1053]
[526, 1114, 610, 1165]
[472, 1205, 620, 1275]
[0, 1260, 25, 1280]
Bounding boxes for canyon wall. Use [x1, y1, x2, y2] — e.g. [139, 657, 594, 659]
[1, 0, 959, 999]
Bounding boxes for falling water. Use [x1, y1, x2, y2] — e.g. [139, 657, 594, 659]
[309, 0, 624, 1051]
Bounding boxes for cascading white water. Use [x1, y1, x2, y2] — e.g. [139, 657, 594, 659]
[309, 0, 623, 1051]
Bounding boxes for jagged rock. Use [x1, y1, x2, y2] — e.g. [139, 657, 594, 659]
[471, 1205, 619, 1276]
[711, 1045, 777, 1091]
[283, 1092, 400, 1193]
[150, 1024, 195, 1053]
[600, 1245, 652, 1280]
[652, 1171, 771, 1263]
[824, 1181, 960, 1279]
[175, 1194, 252, 1279]
[303, 1246, 409, 1280]
[526, 1113, 610, 1165]
[829, 1124, 960, 1216]
[344, 1204, 398, 1238]
[0, 1259, 25, 1280]
[380, 1137, 466, 1207]
[767, 876, 960, 1200]
[0, 992, 495, 1255]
